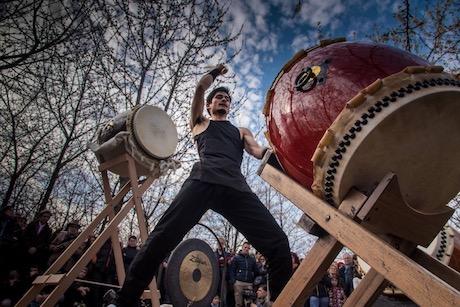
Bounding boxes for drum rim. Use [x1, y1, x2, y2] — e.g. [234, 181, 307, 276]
[309, 68, 460, 207]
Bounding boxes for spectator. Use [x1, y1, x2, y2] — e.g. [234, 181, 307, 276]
[250, 285, 270, 307]
[338, 253, 361, 297]
[22, 210, 53, 271]
[48, 220, 81, 269]
[254, 254, 267, 287]
[122, 235, 139, 271]
[210, 294, 220, 307]
[308, 274, 330, 307]
[230, 242, 259, 307]
[89, 238, 119, 305]
[24, 266, 41, 288]
[0, 270, 25, 306]
[62, 266, 95, 307]
[329, 277, 346, 307]
[0, 206, 22, 275]
[214, 237, 232, 305]
[15, 215, 27, 233]
[328, 262, 339, 279]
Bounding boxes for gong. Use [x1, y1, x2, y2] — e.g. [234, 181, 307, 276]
[165, 239, 219, 307]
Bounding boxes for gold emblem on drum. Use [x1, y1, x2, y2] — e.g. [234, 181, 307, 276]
[295, 61, 329, 92]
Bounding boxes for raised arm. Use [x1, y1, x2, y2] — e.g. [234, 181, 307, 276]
[240, 127, 268, 160]
[190, 64, 227, 130]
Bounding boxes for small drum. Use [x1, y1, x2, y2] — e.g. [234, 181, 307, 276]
[92, 105, 178, 176]
[264, 39, 460, 213]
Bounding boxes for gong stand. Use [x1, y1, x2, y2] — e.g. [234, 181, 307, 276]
[16, 153, 161, 307]
[258, 151, 460, 307]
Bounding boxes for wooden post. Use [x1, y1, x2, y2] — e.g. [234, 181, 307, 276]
[275, 190, 367, 306]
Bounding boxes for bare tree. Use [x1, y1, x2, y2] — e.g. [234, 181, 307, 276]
[370, 0, 460, 69]
[0, 0, 93, 71]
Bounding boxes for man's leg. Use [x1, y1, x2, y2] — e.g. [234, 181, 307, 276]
[118, 180, 215, 305]
[233, 280, 252, 307]
[212, 189, 292, 301]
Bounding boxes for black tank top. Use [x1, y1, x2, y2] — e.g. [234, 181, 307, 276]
[188, 120, 251, 192]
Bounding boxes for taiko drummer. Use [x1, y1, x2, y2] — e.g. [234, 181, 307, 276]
[113, 64, 292, 306]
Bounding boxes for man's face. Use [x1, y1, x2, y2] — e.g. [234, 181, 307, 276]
[343, 253, 353, 265]
[39, 214, 51, 224]
[241, 243, 250, 255]
[209, 91, 231, 116]
[68, 225, 79, 235]
[128, 238, 137, 247]
[256, 287, 267, 299]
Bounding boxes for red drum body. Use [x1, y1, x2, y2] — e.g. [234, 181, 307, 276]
[265, 41, 428, 188]
[264, 40, 460, 212]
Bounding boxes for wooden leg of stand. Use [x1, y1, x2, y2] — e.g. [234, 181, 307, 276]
[127, 157, 161, 307]
[274, 190, 367, 307]
[102, 170, 126, 285]
[276, 235, 343, 306]
[343, 269, 387, 307]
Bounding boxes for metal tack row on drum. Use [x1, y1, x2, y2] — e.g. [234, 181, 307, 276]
[263, 39, 460, 215]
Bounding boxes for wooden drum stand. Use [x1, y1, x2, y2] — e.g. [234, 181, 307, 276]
[258, 152, 460, 307]
[16, 154, 165, 307]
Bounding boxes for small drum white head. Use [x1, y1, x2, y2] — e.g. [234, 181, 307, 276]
[130, 105, 178, 159]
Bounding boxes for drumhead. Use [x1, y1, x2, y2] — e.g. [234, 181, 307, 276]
[129, 105, 178, 159]
[312, 70, 460, 214]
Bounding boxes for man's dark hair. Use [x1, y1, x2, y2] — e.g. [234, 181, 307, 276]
[129, 235, 137, 240]
[205, 86, 231, 115]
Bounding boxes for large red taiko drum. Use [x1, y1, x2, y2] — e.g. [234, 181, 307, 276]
[264, 39, 460, 212]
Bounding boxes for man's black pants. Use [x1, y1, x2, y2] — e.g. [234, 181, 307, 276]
[118, 179, 292, 305]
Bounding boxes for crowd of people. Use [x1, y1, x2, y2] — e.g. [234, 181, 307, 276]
[0, 206, 139, 306]
[1, 205, 364, 307]
[209, 239, 363, 307]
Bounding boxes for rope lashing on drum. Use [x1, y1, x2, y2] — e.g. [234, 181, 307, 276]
[318, 74, 460, 206]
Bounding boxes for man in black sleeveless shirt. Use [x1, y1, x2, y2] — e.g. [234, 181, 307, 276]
[116, 65, 292, 306]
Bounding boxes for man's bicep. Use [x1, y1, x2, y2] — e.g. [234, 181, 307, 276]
[242, 129, 260, 152]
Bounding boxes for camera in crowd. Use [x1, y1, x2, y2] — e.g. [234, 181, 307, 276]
[242, 288, 257, 306]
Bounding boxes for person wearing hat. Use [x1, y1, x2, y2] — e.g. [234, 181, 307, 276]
[22, 209, 53, 271]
